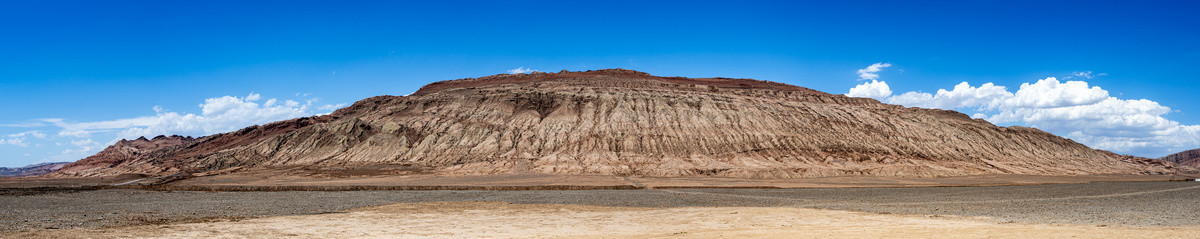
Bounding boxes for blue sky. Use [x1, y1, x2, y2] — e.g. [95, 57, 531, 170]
[1, 1, 1198, 167]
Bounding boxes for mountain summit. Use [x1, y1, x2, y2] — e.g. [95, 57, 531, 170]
[53, 69, 1178, 178]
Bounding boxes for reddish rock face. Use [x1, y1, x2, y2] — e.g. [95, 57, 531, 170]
[51, 116, 331, 177]
[49, 69, 1185, 178]
[409, 69, 823, 97]
[1160, 149, 1200, 168]
[0, 162, 71, 177]
[53, 135, 196, 177]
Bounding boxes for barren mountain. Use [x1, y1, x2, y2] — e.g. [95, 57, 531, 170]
[0, 162, 70, 177]
[1160, 149, 1200, 168]
[55, 135, 195, 176]
[51, 69, 1180, 179]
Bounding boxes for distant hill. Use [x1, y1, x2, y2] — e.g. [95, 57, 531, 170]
[53, 69, 1179, 179]
[1160, 149, 1200, 168]
[0, 162, 71, 177]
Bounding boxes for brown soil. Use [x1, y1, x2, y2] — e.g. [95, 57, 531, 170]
[5, 170, 1191, 191]
[167, 170, 1185, 189]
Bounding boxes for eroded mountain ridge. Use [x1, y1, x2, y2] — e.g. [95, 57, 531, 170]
[53, 69, 1181, 178]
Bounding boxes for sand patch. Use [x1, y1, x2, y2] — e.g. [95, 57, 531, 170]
[12, 201, 1200, 238]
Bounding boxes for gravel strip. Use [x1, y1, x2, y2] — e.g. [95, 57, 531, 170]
[1, 181, 1198, 231]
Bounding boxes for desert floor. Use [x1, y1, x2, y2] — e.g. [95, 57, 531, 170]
[11, 201, 1200, 239]
[3, 181, 1200, 238]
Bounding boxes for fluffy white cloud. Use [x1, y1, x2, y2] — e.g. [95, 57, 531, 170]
[984, 97, 1200, 156]
[508, 67, 537, 74]
[1005, 77, 1108, 108]
[856, 62, 892, 80]
[850, 72, 1200, 157]
[846, 80, 892, 100]
[872, 78, 1107, 111]
[94, 93, 326, 139]
[886, 82, 1012, 110]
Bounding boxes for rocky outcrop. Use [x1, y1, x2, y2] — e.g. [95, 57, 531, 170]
[53, 135, 195, 177]
[1160, 149, 1200, 168]
[0, 162, 70, 177]
[50, 69, 1180, 178]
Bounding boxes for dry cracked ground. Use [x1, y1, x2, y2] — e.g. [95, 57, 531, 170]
[3, 181, 1200, 238]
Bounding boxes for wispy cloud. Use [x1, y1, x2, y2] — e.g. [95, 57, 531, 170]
[1069, 71, 1106, 79]
[508, 67, 537, 74]
[0, 138, 27, 147]
[8, 131, 48, 139]
[856, 62, 891, 81]
[0, 122, 48, 128]
[0, 131, 49, 147]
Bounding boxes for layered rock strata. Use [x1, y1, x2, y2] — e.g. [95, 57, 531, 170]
[51, 69, 1180, 178]
[1160, 149, 1200, 169]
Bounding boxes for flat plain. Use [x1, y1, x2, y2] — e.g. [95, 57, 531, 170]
[3, 181, 1199, 238]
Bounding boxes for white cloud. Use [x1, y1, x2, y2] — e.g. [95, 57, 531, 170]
[58, 130, 93, 138]
[0, 122, 47, 127]
[70, 139, 99, 148]
[1069, 71, 1106, 79]
[884, 91, 928, 104]
[319, 103, 348, 111]
[508, 67, 537, 74]
[0, 131, 48, 147]
[1004, 77, 1108, 108]
[42, 117, 158, 134]
[8, 131, 47, 139]
[886, 82, 1012, 110]
[45, 139, 104, 163]
[987, 98, 1179, 139]
[22, 93, 342, 163]
[0, 138, 27, 147]
[846, 80, 892, 100]
[111, 93, 324, 139]
[856, 62, 892, 81]
[42, 93, 313, 139]
[852, 72, 1200, 157]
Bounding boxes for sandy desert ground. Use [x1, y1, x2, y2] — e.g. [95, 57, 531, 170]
[3, 181, 1200, 238]
[12, 201, 1200, 239]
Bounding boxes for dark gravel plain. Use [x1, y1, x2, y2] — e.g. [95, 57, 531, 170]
[2, 181, 1198, 231]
